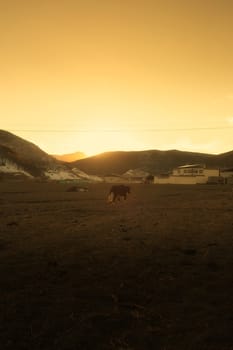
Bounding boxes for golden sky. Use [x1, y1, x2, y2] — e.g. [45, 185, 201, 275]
[1, 0, 233, 155]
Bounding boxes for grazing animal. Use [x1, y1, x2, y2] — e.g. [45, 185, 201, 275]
[66, 186, 78, 192]
[66, 186, 88, 192]
[108, 184, 131, 203]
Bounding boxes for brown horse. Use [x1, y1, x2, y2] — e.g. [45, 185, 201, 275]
[108, 184, 131, 203]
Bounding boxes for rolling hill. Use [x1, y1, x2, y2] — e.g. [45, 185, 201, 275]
[1, 129, 233, 180]
[0, 130, 96, 181]
[71, 149, 233, 176]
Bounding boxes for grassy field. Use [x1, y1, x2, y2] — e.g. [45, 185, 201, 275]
[0, 181, 233, 350]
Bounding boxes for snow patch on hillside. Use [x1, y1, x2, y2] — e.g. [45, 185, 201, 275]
[123, 169, 149, 177]
[0, 156, 103, 182]
[0, 159, 33, 177]
[72, 168, 103, 182]
[44, 169, 79, 180]
[44, 168, 103, 182]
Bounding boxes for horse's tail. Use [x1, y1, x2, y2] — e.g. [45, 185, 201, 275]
[107, 192, 114, 203]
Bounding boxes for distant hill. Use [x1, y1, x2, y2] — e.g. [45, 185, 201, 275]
[0, 130, 59, 177]
[52, 151, 86, 162]
[1, 130, 233, 180]
[71, 149, 233, 175]
[0, 130, 97, 181]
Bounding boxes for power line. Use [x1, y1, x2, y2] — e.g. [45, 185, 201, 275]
[8, 126, 233, 133]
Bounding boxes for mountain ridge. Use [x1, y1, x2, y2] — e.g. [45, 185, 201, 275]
[0, 130, 93, 180]
[52, 151, 86, 162]
[1, 130, 233, 179]
[71, 149, 233, 175]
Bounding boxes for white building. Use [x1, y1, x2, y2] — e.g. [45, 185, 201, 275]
[220, 168, 233, 184]
[122, 169, 149, 183]
[154, 164, 220, 185]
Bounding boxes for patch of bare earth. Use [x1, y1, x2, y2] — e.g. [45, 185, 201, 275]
[0, 182, 233, 349]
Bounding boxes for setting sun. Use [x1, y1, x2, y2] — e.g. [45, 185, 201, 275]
[73, 130, 136, 157]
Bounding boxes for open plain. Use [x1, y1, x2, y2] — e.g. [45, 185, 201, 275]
[0, 181, 233, 350]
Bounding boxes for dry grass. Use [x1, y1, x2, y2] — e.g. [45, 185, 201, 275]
[0, 181, 233, 350]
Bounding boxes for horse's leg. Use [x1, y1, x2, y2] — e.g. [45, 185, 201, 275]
[113, 192, 117, 202]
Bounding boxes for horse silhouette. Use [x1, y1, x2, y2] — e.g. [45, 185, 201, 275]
[108, 184, 131, 203]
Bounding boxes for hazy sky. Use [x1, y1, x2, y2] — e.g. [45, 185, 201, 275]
[1, 0, 233, 155]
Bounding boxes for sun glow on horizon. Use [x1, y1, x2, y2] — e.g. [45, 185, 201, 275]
[12, 129, 147, 157]
[9, 126, 233, 158]
[1, 1, 233, 156]
[67, 130, 147, 157]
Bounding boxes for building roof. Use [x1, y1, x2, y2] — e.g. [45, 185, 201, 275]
[220, 168, 233, 172]
[177, 164, 205, 169]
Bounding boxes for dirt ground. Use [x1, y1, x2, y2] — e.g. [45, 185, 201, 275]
[0, 181, 233, 350]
